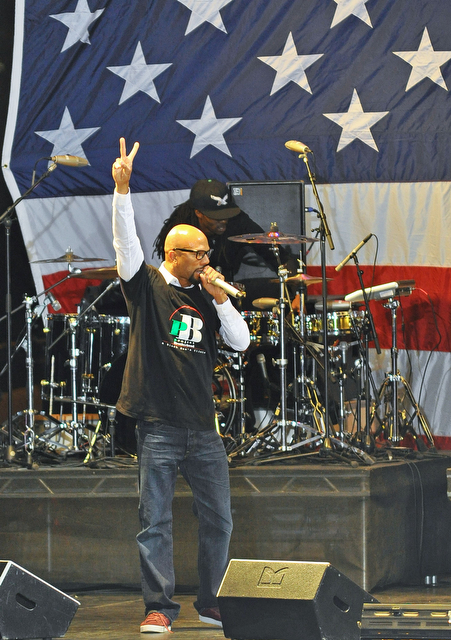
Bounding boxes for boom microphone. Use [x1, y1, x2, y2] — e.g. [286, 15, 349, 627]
[335, 233, 373, 272]
[50, 155, 89, 167]
[46, 292, 62, 312]
[285, 140, 312, 154]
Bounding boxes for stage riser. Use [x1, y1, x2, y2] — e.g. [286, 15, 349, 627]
[0, 457, 450, 592]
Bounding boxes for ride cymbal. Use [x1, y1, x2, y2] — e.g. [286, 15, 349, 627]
[228, 231, 320, 245]
[73, 266, 118, 280]
[32, 247, 107, 264]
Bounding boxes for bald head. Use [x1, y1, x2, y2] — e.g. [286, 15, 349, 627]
[164, 224, 208, 254]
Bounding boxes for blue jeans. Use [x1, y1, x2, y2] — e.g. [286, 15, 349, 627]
[136, 421, 233, 622]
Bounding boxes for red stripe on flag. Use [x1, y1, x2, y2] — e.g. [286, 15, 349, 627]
[306, 265, 449, 352]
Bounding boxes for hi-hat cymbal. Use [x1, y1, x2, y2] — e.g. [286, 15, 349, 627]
[32, 248, 107, 264]
[73, 266, 118, 280]
[228, 231, 320, 245]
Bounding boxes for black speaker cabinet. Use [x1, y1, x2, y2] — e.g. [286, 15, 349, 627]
[228, 181, 305, 237]
[217, 559, 377, 640]
[361, 602, 451, 639]
[0, 560, 80, 640]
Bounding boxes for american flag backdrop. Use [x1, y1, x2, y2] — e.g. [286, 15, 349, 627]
[3, 0, 451, 445]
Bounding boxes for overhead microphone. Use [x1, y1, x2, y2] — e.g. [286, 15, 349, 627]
[285, 140, 312, 154]
[335, 233, 373, 272]
[50, 155, 89, 167]
[256, 353, 270, 387]
[46, 291, 62, 312]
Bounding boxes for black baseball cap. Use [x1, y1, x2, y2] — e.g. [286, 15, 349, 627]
[189, 179, 240, 220]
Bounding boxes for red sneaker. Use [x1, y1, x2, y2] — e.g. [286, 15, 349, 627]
[140, 611, 172, 633]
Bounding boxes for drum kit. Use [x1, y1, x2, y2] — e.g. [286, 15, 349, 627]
[0, 230, 434, 467]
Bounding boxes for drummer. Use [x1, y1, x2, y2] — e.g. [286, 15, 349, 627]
[153, 179, 287, 285]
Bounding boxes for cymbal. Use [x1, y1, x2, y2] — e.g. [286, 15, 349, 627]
[228, 231, 320, 245]
[271, 274, 329, 286]
[32, 248, 107, 264]
[252, 297, 279, 310]
[73, 266, 118, 280]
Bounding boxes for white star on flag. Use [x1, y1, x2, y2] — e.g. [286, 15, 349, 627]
[35, 106, 100, 162]
[107, 42, 172, 105]
[394, 27, 451, 91]
[177, 0, 234, 35]
[50, 0, 105, 53]
[331, 0, 372, 29]
[324, 89, 388, 152]
[258, 32, 323, 95]
[176, 95, 242, 158]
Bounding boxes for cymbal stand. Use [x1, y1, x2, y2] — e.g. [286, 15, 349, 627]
[377, 297, 435, 449]
[274, 261, 289, 451]
[235, 351, 247, 441]
[2, 283, 74, 464]
[67, 315, 83, 450]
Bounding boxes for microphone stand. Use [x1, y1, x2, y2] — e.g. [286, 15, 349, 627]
[350, 253, 381, 452]
[0, 162, 57, 463]
[300, 152, 334, 454]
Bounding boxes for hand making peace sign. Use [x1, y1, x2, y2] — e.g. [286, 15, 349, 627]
[112, 136, 140, 194]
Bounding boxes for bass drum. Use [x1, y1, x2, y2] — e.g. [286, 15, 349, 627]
[98, 351, 238, 454]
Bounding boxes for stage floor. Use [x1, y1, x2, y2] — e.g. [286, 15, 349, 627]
[1, 449, 451, 596]
[49, 581, 451, 640]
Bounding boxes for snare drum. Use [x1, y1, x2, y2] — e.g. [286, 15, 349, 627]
[241, 310, 279, 346]
[306, 311, 364, 337]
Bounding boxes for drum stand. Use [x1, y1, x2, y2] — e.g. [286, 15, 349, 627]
[46, 278, 121, 455]
[376, 297, 435, 449]
[4, 294, 68, 464]
[228, 265, 326, 461]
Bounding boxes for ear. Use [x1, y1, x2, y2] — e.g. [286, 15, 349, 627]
[194, 209, 203, 220]
[166, 248, 177, 263]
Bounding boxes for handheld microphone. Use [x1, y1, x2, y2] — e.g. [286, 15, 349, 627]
[50, 155, 89, 167]
[285, 140, 312, 154]
[209, 277, 245, 299]
[335, 233, 373, 272]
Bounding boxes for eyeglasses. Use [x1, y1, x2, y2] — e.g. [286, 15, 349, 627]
[173, 248, 213, 260]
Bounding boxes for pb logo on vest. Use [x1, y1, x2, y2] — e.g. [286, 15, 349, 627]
[257, 566, 289, 588]
[169, 306, 205, 350]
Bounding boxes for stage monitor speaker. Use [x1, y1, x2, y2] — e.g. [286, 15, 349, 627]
[361, 602, 451, 639]
[217, 559, 377, 640]
[0, 560, 80, 640]
[228, 180, 305, 237]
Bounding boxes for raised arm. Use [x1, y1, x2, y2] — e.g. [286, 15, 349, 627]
[112, 137, 144, 281]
